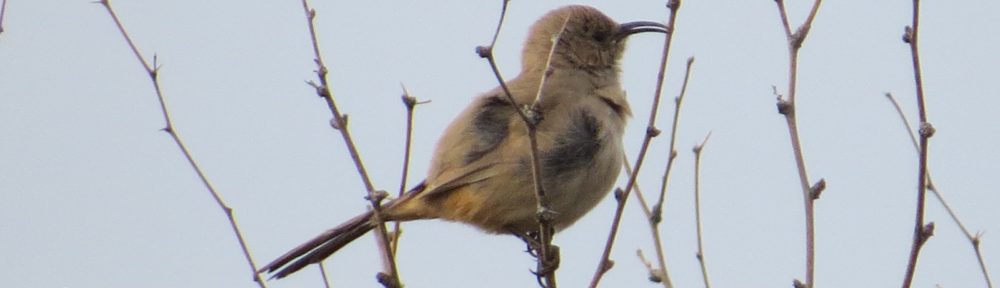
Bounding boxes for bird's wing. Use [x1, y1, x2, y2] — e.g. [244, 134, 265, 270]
[419, 92, 524, 199]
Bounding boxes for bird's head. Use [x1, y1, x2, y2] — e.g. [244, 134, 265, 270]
[521, 5, 667, 73]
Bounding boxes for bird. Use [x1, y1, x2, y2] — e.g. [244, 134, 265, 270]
[259, 4, 667, 279]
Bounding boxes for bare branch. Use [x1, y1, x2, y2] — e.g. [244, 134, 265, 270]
[318, 262, 332, 288]
[0, 0, 8, 35]
[476, 1, 559, 286]
[390, 85, 426, 255]
[622, 159, 667, 287]
[96, 1, 267, 287]
[692, 132, 713, 288]
[899, 0, 935, 286]
[299, 0, 400, 286]
[636, 249, 666, 283]
[771, 0, 824, 286]
[653, 56, 696, 219]
[589, 1, 683, 287]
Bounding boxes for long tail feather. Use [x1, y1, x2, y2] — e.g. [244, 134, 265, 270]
[259, 210, 375, 279]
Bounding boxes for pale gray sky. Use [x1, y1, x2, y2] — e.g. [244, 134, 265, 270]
[1, 1, 998, 287]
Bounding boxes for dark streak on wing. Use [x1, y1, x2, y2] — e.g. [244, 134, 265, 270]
[543, 109, 602, 177]
[464, 95, 514, 164]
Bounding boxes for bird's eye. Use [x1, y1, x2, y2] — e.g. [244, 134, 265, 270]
[592, 32, 609, 42]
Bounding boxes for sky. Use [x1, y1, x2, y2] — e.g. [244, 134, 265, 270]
[1, 0, 998, 287]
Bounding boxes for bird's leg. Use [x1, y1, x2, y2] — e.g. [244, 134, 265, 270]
[509, 228, 541, 257]
[531, 226, 560, 281]
[510, 227, 561, 287]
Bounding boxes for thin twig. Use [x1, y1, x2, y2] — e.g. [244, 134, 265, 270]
[636, 249, 666, 283]
[623, 159, 667, 285]
[692, 132, 713, 288]
[627, 56, 694, 288]
[299, 1, 400, 286]
[899, 0, 936, 286]
[653, 57, 695, 215]
[318, 262, 332, 288]
[589, 1, 682, 287]
[96, 1, 267, 287]
[521, 16, 571, 288]
[884, 93, 993, 288]
[390, 85, 425, 255]
[475, 1, 559, 287]
[772, 0, 824, 287]
[0, 0, 7, 35]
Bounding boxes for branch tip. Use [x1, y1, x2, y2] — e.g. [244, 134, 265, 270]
[476, 45, 492, 58]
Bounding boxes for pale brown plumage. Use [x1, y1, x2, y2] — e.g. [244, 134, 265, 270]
[260, 5, 666, 279]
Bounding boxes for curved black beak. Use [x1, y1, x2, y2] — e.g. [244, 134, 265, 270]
[615, 21, 669, 41]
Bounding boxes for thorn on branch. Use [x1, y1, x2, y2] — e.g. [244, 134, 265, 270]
[793, 279, 806, 288]
[810, 178, 826, 200]
[536, 206, 557, 224]
[306, 80, 326, 97]
[902, 26, 914, 44]
[476, 45, 492, 58]
[401, 94, 417, 109]
[669, 150, 678, 160]
[694, 131, 712, 153]
[150, 54, 160, 77]
[919, 122, 935, 138]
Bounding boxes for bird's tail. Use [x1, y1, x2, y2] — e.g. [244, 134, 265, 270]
[258, 209, 376, 279]
[258, 182, 429, 280]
